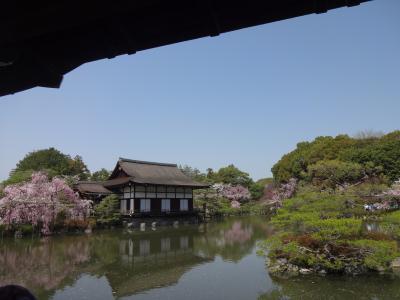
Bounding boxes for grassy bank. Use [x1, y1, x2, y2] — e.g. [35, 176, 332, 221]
[263, 183, 400, 275]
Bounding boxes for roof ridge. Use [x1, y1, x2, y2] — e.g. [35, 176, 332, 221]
[119, 157, 177, 167]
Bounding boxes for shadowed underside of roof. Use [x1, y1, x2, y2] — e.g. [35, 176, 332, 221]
[0, 0, 370, 97]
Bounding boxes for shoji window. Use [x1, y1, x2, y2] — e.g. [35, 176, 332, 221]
[123, 186, 131, 199]
[140, 199, 151, 212]
[161, 199, 171, 212]
[180, 199, 188, 211]
[120, 199, 127, 214]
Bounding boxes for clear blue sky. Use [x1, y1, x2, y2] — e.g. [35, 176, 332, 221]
[1, 0, 399, 181]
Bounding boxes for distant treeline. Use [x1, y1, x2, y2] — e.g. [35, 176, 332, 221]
[272, 130, 400, 187]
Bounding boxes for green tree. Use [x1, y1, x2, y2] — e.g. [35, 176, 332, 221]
[179, 165, 207, 182]
[94, 194, 121, 226]
[213, 164, 253, 187]
[68, 155, 90, 180]
[91, 168, 111, 181]
[249, 182, 264, 200]
[272, 131, 400, 183]
[206, 168, 214, 176]
[2, 170, 36, 186]
[7, 148, 90, 185]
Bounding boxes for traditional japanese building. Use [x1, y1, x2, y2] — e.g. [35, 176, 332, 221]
[75, 181, 112, 204]
[75, 158, 209, 217]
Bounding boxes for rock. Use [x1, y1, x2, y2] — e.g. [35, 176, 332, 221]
[376, 266, 386, 273]
[267, 259, 300, 277]
[287, 264, 299, 276]
[277, 258, 288, 265]
[391, 258, 400, 269]
[14, 231, 23, 238]
[318, 269, 327, 276]
[344, 264, 367, 275]
[127, 222, 134, 228]
[140, 223, 146, 231]
[299, 268, 313, 275]
[84, 228, 92, 234]
[268, 263, 284, 274]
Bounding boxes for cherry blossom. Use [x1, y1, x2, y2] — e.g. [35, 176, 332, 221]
[0, 172, 92, 235]
[211, 184, 251, 208]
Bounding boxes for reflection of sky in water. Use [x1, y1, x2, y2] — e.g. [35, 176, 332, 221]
[52, 275, 113, 300]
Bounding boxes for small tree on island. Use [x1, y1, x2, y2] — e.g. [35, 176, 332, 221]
[0, 172, 92, 235]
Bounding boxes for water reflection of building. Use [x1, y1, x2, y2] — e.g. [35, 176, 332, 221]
[107, 232, 211, 298]
[119, 235, 191, 263]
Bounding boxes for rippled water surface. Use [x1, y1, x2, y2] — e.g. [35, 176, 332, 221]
[1, 216, 400, 300]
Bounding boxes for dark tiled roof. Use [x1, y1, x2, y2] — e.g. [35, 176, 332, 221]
[75, 181, 112, 194]
[107, 158, 209, 188]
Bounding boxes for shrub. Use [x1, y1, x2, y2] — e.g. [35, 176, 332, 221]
[305, 218, 362, 241]
[349, 239, 399, 271]
[380, 210, 400, 239]
[94, 194, 121, 226]
[249, 182, 264, 200]
[307, 160, 364, 189]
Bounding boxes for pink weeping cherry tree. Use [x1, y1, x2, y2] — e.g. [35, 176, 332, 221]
[0, 172, 92, 235]
[271, 178, 297, 202]
[215, 184, 251, 208]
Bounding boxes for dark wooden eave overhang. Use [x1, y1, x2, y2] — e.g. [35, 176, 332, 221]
[0, 0, 371, 97]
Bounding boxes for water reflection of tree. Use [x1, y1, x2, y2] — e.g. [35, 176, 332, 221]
[194, 217, 272, 262]
[0, 236, 91, 299]
[259, 275, 400, 300]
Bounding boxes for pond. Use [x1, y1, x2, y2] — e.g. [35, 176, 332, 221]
[1, 216, 400, 300]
